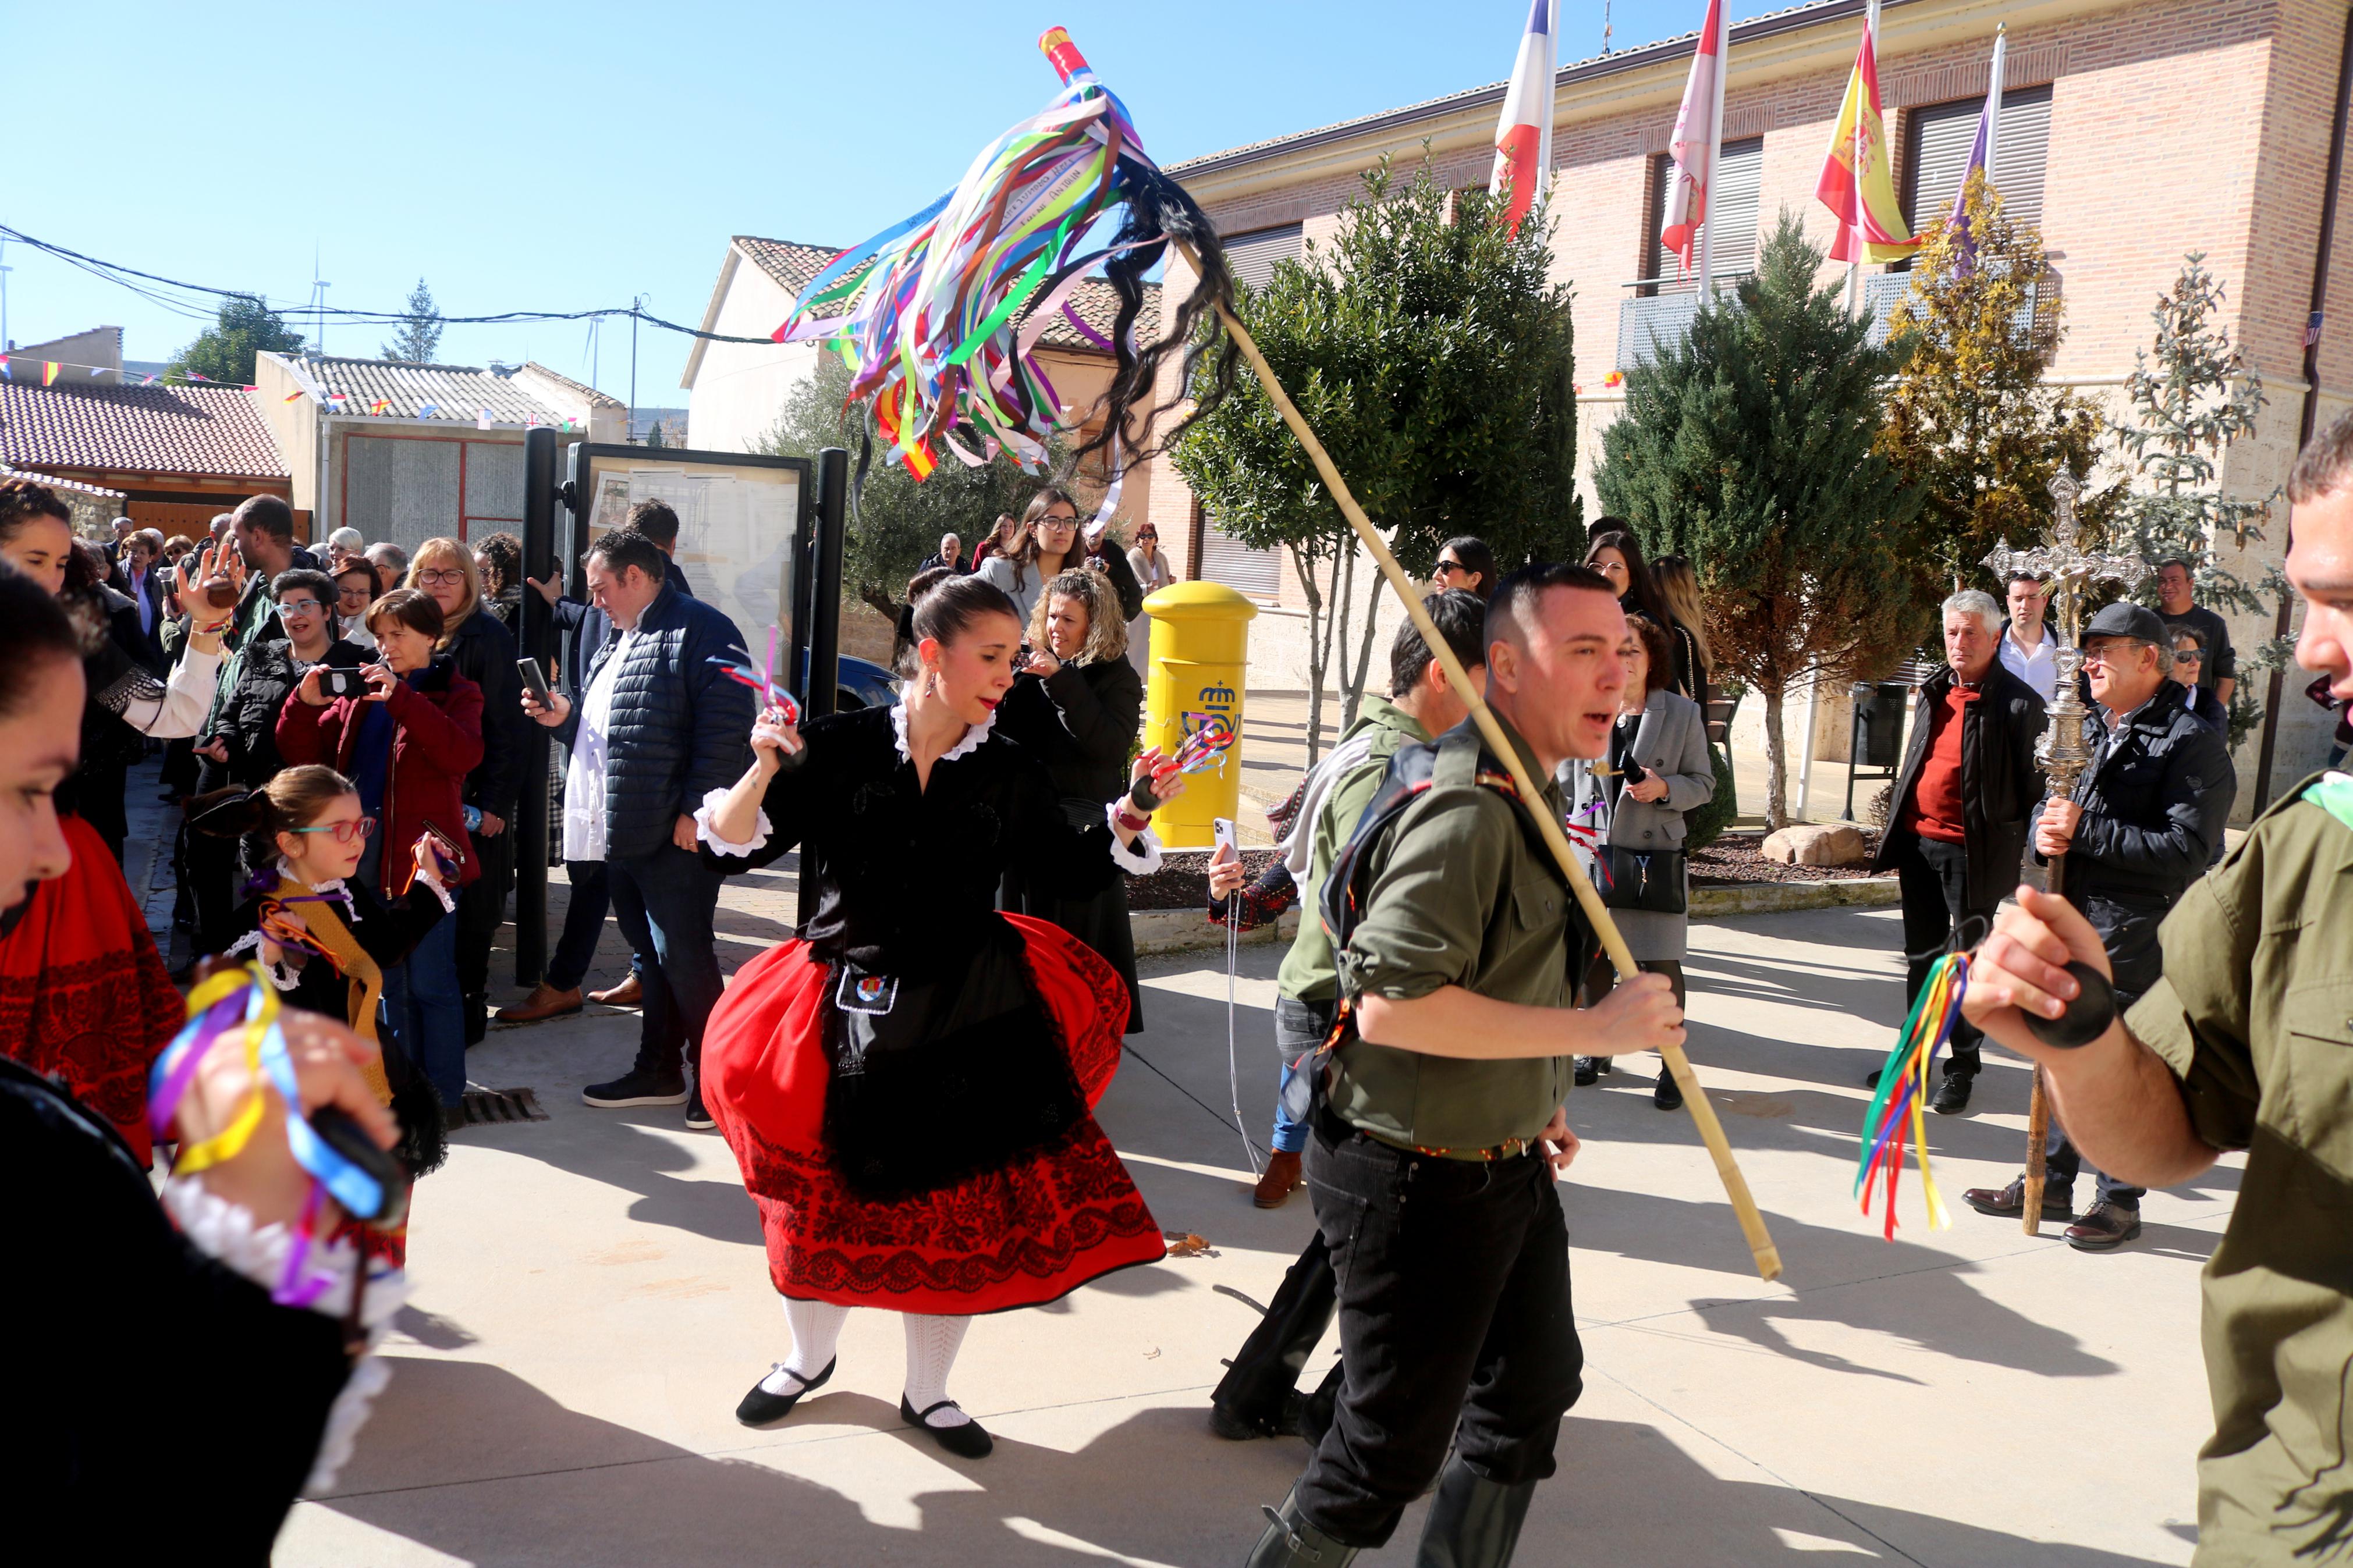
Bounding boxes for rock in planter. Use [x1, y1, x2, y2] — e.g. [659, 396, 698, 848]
[1761, 823, 1868, 867]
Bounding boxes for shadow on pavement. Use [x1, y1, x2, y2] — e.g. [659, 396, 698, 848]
[317, 1358, 2178, 1566]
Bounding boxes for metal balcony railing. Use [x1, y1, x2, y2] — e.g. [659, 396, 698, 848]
[1612, 270, 2053, 373]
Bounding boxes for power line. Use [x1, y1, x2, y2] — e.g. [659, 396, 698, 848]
[0, 221, 786, 346]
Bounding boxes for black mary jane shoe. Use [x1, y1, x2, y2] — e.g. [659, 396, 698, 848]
[900, 1395, 994, 1459]
[736, 1357, 835, 1427]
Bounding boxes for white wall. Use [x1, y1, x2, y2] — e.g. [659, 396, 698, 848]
[684, 251, 821, 456]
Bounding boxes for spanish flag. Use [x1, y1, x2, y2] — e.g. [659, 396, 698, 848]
[1815, 13, 1918, 264]
[42, 361, 62, 386]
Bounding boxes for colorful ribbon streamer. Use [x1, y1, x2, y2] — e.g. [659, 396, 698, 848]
[708, 625, 800, 724]
[773, 27, 1166, 481]
[150, 964, 388, 1304]
[1853, 951, 1968, 1238]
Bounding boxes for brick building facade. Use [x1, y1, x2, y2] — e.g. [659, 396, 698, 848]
[1136, 0, 2353, 810]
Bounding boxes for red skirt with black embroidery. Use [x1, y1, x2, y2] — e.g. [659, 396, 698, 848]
[702, 914, 1163, 1315]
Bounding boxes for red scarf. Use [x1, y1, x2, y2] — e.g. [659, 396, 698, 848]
[0, 815, 184, 1162]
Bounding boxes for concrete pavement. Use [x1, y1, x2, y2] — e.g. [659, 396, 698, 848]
[277, 901, 2224, 1566]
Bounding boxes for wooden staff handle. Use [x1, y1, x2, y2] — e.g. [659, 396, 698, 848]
[2021, 851, 2068, 1235]
[1179, 242, 1782, 1283]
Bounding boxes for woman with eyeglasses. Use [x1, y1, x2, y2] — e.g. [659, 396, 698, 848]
[278, 588, 484, 1107]
[1585, 524, 1699, 701]
[2169, 629, 2229, 737]
[1429, 535, 1499, 600]
[406, 539, 524, 1047]
[977, 486, 1145, 630]
[218, 763, 450, 1254]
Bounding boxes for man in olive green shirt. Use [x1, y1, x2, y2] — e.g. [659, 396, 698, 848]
[1206, 591, 1488, 1443]
[1964, 413, 2353, 1564]
[1246, 565, 1685, 1568]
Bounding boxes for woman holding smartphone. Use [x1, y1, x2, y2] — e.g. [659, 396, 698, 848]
[1561, 612, 1714, 1108]
[277, 588, 483, 1110]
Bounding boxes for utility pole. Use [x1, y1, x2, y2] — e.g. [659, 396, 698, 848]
[1, 237, 12, 351]
[629, 294, 645, 444]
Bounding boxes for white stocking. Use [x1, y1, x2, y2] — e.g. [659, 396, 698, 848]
[758, 1297, 850, 1395]
[902, 1313, 974, 1427]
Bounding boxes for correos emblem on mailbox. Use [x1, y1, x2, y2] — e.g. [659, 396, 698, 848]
[1138, 581, 1259, 849]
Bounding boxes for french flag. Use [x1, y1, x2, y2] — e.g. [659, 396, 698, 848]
[1488, 0, 1559, 237]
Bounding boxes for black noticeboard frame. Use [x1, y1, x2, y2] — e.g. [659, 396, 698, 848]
[513, 436, 829, 986]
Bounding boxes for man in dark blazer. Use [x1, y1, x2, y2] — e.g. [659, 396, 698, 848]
[1867, 589, 2047, 1114]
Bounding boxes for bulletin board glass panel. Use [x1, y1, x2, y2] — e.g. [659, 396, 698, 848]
[574, 450, 804, 660]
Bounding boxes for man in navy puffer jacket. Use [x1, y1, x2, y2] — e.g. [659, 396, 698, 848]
[525, 527, 753, 1127]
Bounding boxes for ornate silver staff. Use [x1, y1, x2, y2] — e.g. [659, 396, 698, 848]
[1982, 465, 2148, 1236]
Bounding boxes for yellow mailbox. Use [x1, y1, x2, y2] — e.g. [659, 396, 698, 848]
[1141, 581, 1258, 848]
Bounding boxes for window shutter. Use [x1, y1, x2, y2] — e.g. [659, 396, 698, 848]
[1196, 510, 1283, 600]
[1223, 224, 1305, 293]
[1647, 137, 1763, 288]
[1906, 83, 2052, 234]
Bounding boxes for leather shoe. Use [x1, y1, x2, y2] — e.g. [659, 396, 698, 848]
[2064, 1201, 2142, 1251]
[588, 973, 644, 1008]
[900, 1395, 993, 1459]
[1929, 1072, 1974, 1115]
[736, 1357, 833, 1426]
[1653, 1069, 1683, 1111]
[1573, 1055, 1612, 1087]
[1963, 1175, 2072, 1222]
[496, 983, 582, 1023]
[1254, 1150, 1303, 1209]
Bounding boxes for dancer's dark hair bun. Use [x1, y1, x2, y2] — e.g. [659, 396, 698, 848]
[899, 574, 1023, 678]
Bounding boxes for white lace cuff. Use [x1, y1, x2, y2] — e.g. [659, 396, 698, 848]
[695, 788, 771, 856]
[412, 859, 457, 915]
[223, 929, 305, 991]
[161, 1177, 410, 1495]
[1104, 800, 1164, 874]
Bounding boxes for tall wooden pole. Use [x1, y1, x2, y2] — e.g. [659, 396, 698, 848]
[1178, 241, 1782, 1282]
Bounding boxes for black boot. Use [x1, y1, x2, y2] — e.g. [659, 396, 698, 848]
[1413, 1457, 1535, 1568]
[1212, 1233, 1337, 1439]
[1244, 1488, 1358, 1567]
[1297, 1359, 1344, 1448]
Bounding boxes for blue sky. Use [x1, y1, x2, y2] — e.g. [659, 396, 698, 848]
[9, 1, 1766, 415]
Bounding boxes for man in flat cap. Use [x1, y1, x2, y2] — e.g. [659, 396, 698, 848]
[1963, 600, 2234, 1249]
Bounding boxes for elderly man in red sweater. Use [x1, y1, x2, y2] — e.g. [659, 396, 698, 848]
[1865, 590, 2047, 1114]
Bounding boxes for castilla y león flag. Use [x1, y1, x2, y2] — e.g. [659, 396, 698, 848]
[1659, 0, 1726, 274]
[1816, 15, 1918, 264]
[1488, 0, 1558, 237]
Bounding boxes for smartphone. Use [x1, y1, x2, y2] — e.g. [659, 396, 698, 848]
[516, 656, 553, 706]
[1212, 816, 1237, 857]
[320, 666, 369, 699]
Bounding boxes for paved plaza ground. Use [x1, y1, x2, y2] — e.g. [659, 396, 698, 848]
[262, 861, 2230, 1566]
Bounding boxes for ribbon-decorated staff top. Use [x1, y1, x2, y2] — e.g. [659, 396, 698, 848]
[774, 26, 1236, 488]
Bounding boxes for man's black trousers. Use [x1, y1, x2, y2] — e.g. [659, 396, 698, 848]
[1893, 833, 2000, 1078]
[1293, 1112, 1583, 1548]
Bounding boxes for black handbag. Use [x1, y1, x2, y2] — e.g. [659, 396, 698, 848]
[1598, 844, 1688, 915]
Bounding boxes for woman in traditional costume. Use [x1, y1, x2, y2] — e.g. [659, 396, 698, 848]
[695, 574, 1181, 1459]
[214, 764, 452, 1265]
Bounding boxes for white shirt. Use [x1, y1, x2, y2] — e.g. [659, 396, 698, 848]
[1999, 621, 2066, 703]
[561, 632, 636, 862]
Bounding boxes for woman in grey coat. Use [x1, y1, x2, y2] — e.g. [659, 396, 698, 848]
[1561, 613, 1715, 1109]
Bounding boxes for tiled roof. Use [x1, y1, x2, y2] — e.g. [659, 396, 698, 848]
[289, 355, 584, 424]
[509, 360, 626, 409]
[733, 235, 1160, 354]
[0, 380, 288, 478]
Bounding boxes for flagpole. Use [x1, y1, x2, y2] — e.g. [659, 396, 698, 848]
[1540, 0, 1560, 200]
[1703, 0, 1728, 300]
[1845, 0, 1880, 315]
[1987, 23, 2006, 173]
